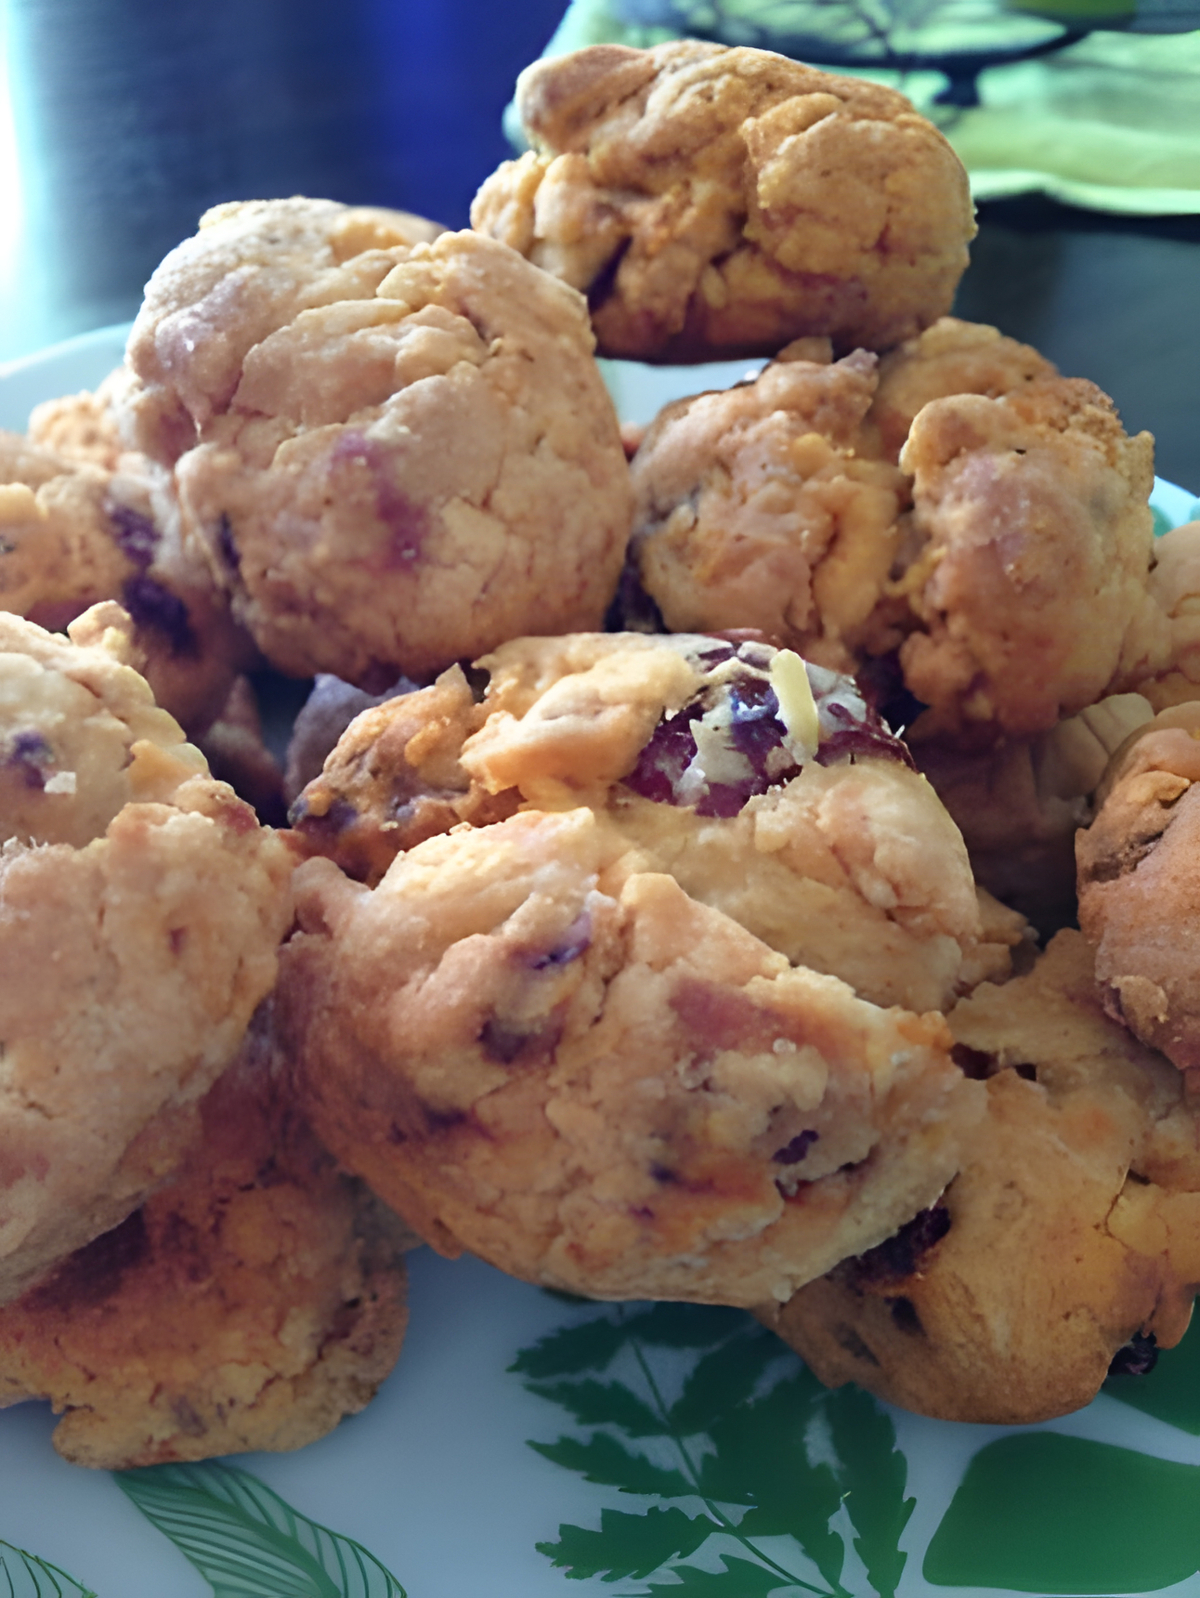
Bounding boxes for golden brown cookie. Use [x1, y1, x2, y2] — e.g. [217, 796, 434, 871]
[139, 210, 633, 684]
[760, 931, 1200, 1423]
[0, 1005, 411, 1468]
[0, 609, 293, 1303]
[291, 632, 1010, 1013]
[916, 692, 1154, 932]
[0, 429, 255, 735]
[628, 355, 1156, 749]
[122, 197, 446, 464]
[1125, 519, 1200, 711]
[628, 346, 910, 673]
[26, 368, 138, 472]
[280, 805, 985, 1306]
[1077, 702, 1200, 1072]
[472, 42, 974, 361]
[862, 316, 1057, 463]
[896, 376, 1156, 744]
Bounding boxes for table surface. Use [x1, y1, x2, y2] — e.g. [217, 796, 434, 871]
[2, 0, 1198, 492]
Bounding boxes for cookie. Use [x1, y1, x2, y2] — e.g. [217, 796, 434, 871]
[0, 429, 255, 735]
[121, 197, 446, 465]
[0, 1005, 411, 1468]
[916, 692, 1154, 931]
[280, 805, 985, 1306]
[629, 356, 1156, 748]
[1077, 702, 1200, 1072]
[862, 316, 1057, 463]
[472, 42, 974, 361]
[627, 346, 909, 673]
[0, 609, 293, 1302]
[291, 632, 1013, 1013]
[26, 368, 139, 473]
[761, 931, 1200, 1423]
[893, 375, 1156, 744]
[150, 217, 632, 683]
[1126, 519, 1200, 712]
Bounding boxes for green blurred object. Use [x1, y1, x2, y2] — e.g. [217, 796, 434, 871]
[526, 0, 1200, 213]
[1008, 0, 1134, 22]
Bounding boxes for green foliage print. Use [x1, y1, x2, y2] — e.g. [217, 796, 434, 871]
[114, 1461, 406, 1598]
[511, 1300, 915, 1596]
[0, 1544, 97, 1598]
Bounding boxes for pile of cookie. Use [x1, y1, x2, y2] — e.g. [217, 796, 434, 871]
[4, 40, 1200, 1470]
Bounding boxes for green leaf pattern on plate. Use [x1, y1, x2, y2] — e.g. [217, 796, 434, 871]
[1104, 1310, 1200, 1434]
[514, 1301, 912, 1595]
[0, 1544, 97, 1598]
[924, 1433, 1200, 1593]
[515, 1299, 1200, 1595]
[114, 1461, 407, 1598]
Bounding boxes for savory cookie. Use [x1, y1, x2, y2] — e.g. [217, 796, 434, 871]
[280, 805, 985, 1306]
[761, 931, 1200, 1423]
[0, 1005, 412, 1468]
[291, 632, 1017, 1013]
[472, 42, 974, 361]
[1077, 702, 1200, 1072]
[0, 609, 293, 1303]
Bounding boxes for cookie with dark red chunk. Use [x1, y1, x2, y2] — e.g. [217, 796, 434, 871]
[273, 631, 1038, 1306]
[291, 631, 1016, 1013]
[0, 609, 292, 1304]
[118, 199, 633, 685]
[0, 427, 253, 735]
[279, 805, 986, 1307]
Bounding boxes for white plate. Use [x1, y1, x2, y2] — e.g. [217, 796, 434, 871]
[4, 328, 1200, 1598]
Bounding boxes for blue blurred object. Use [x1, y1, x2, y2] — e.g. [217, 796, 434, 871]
[0, 0, 564, 359]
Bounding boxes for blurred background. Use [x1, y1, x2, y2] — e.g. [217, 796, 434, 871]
[0, 0, 565, 353]
[1, 0, 1198, 488]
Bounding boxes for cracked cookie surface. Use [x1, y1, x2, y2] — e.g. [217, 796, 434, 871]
[280, 805, 984, 1306]
[473, 41, 974, 361]
[120, 200, 633, 684]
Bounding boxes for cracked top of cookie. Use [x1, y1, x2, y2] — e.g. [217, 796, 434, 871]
[472, 41, 974, 361]
[122, 197, 446, 463]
